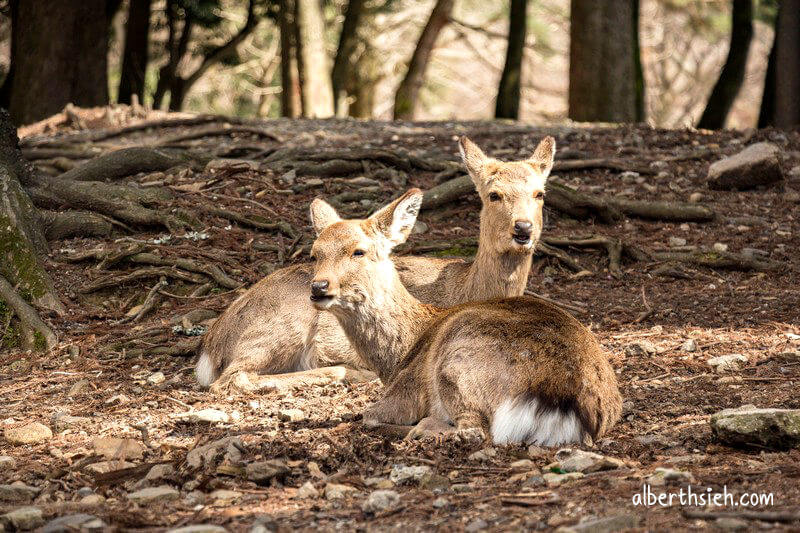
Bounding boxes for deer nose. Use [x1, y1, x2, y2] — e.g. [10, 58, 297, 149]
[514, 221, 533, 235]
[310, 280, 329, 299]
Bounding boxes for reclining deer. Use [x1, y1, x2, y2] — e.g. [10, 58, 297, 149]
[197, 136, 556, 392]
[307, 189, 622, 445]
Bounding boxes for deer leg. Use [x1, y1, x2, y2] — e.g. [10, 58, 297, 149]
[210, 366, 377, 394]
[362, 368, 424, 426]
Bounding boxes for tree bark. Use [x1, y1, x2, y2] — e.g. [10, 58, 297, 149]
[296, 0, 335, 118]
[697, 0, 753, 130]
[118, 0, 152, 105]
[393, 0, 455, 120]
[279, 0, 303, 118]
[632, 0, 645, 121]
[759, 0, 800, 128]
[332, 0, 366, 117]
[568, 0, 638, 122]
[495, 0, 528, 119]
[8, 0, 110, 125]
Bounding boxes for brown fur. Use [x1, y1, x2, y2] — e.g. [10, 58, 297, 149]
[197, 137, 555, 390]
[309, 189, 622, 445]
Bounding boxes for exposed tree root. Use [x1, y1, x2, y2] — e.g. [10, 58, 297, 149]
[651, 249, 783, 272]
[38, 209, 113, 240]
[155, 125, 283, 146]
[542, 236, 623, 278]
[80, 267, 206, 293]
[119, 277, 167, 324]
[126, 252, 240, 289]
[535, 242, 585, 272]
[0, 274, 58, 350]
[606, 198, 714, 222]
[57, 147, 198, 182]
[201, 206, 299, 239]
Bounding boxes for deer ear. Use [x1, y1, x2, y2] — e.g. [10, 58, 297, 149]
[459, 136, 489, 187]
[309, 198, 341, 236]
[529, 136, 556, 177]
[369, 188, 423, 247]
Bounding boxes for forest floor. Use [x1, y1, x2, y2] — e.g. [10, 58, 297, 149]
[2, 110, 800, 531]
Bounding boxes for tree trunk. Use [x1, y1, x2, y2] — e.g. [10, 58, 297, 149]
[568, 0, 638, 123]
[759, 0, 800, 128]
[118, 0, 152, 105]
[697, 0, 753, 130]
[296, 0, 334, 118]
[632, 0, 645, 122]
[495, 0, 528, 119]
[332, 0, 365, 117]
[279, 0, 303, 118]
[393, 0, 455, 120]
[8, 0, 110, 125]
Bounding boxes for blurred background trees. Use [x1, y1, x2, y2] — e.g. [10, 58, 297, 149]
[0, 0, 794, 128]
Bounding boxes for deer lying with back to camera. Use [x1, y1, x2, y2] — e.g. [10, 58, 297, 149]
[197, 136, 556, 391]
[307, 188, 622, 445]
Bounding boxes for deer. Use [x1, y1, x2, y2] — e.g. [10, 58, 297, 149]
[307, 188, 622, 445]
[197, 136, 556, 392]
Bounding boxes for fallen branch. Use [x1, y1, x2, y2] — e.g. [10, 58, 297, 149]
[651, 249, 783, 272]
[607, 198, 715, 222]
[0, 274, 58, 350]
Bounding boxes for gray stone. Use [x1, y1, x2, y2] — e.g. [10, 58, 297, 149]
[465, 519, 489, 532]
[711, 407, 800, 449]
[688, 192, 704, 203]
[646, 467, 694, 486]
[553, 449, 624, 473]
[741, 247, 768, 259]
[324, 483, 360, 500]
[0, 456, 15, 468]
[543, 472, 584, 487]
[80, 494, 105, 505]
[2, 507, 43, 530]
[128, 485, 180, 504]
[147, 372, 166, 385]
[51, 413, 90, 431]
[361, 490, 400, 513]
[278, 409, 305, 422]
[707, 142, 783, 190]
[363, 477, 394, 489]
[210, 489, 242, 502]
[713, 242, 729, 253]
[707, 354, 748, 372]
[294, 481, 319, 499]
[246, 460, 289, 485]
[85, 460, 136, 474]
[451, 483, 473, 493]
[467, 447, 497, 462]
[560, 514, 640, 533]
[176, 409, 230, 424]
[68, 379, 91, 397]
[186, 437, 243, 469]
[4, 422, 52, 445]
[510, 459, 535, 471]
[681, 339, 698, 353]
[389, 464, 433, 485]
[624, 341, 657, 357]
[92, 437, 145, 460]
[432, 496, 449, 508]
[42, 514, 105, 533]
[168, 526, 228, 533]
[714, 517, 749, 531]
[0, 482, 40, 502]
[146, 463, 176, 481]
[669, 237, 687, 247]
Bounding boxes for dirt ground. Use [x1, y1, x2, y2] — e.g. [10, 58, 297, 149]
[2, 115, 800, 531]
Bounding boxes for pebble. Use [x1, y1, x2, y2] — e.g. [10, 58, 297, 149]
[688, 192, 703, 203]
[451, 483, 473, 493]
[294, 481, 319, 499]
[67, 379, 91, 397]
[467, 447, 497, 462]
[741, 247, 768, 259]
[509, 459, 535, 471]
[147, 372, 166, 385]
[711, 406, 800, 449]
[85, 460, 136, 474]
[624, 341, 657, 357]
[4, 422, 52, 445]
[552, 448, 624, 473]
[324, 483, 360, 500]
[146, 463, 176, 481]
[80, 494, 105, 505]
[646, 467, 694, 486]
[713, 242, 728, 252]
[680, 339, 698, 353]
[714, 517, 749, 531]
[0, 482, 40, 502]
[246, 460, 289, 485]
[669, 236, 687, 247]
[0, 455, 15, 468]
[42, 514, 106, 533]
[465, 519, 489, 532]
[707, 354, 748, 372]
[176, 409, 230, 424]
[389, 464, 433, 485]
[186, 437, 242, 469]
[127, 485, 180, 504]
[364, 477, 394, 489]
[432, 496, 450, 508]
[543, 472, 584, 487]
[210, 489, 242, 502]
[278, 409, 305, 422]
[2, 506, 44, 530]
[361, 489, 400, 513]
[412, 221, 428, 234]
[92, 437, 145, 460]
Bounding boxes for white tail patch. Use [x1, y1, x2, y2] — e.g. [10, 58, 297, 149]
[196, 351, 216, 387]
[491, 398, 582, 446]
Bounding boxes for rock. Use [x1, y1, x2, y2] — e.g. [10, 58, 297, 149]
[0, 456, 14, 468]
[92, 437, 145, 460]
[412, 221, 428, 235]
[127, 485, 180, 504]
[419, 473, 450, 491]
[324, 483, 360, 500]
[553, 448, 624, 473]
[4, 422, 52, 445]
[646, 467, 693, 486]
[147, 372, 166, 385]
[85, 460, 136, 474]
[710, 407, 800, 449]
[67, 379, 91, 397]
[624, 341, 657, 357]
[510, 459, 536, 471]
[467, 447, 497, 462]
[389, 464, 433, 485]
[2, 507, 43, 530]
[364, 477, 394, 489]
[688, 192, 704, 203]
[168, 526, 228, 533]
[714, 517, 749, 531]
[707, 354, 748, 372]
[42, 514, 105, 533]
[680, 339, 698, 353]
[712, 242, 728, 253]
[634, 434, 679, 448]
[465, 519, 489, 532]
[741, 247, 768, 259]
[543, 472, 584, 487]
[560, 514, 640, 533]
[176, 409, 230, 424]
[51, 413, 90, 431]
[210, 489, 242, 502]
[278, 409, 305, 422]
[707, 142, 783, 190]
[186, 437, 243, 469]
[304, 178, 324, 188]
[361, 490, 400, 513]
[146, 463, 175, 481]
[0, 482, 40, 502]
[294, 481, 319, 499]
[80, 494, 105, 505]
[432, 496, 449, 508]
[451, 483, 473, 493]
[669, 237, 687, 247]
[246, 460, 289, 485]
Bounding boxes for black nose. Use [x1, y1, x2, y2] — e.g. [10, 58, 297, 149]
[310, 280, 329, 298]
[514, 221, 533, 235]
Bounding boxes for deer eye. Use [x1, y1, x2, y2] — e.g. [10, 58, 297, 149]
[352, 249, 365, 257]
[488, 192, 502, 202]
[534, 191, 544, 200]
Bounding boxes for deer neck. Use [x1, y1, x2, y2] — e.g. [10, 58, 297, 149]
[329, 266, 439, 383]
[461, 227, 533, 301]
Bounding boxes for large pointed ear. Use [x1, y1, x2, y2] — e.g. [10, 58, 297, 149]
[368, 188, 423, 247]
[458, 136, 489, 187]
[529, 136, 556, 177]
[309, 198, 342, 236]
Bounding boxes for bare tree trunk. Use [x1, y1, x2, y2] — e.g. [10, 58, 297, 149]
[758, 31, 777, 128]
[393, 0, 455, 120]
[632, 0, 645, 122]
[279, 0, 303, 118]
[568, 0, 638, 123]
[296, 0, 334, 118]
[697, 0, 753, 130]
[772, 0, 800, 127]
[118, 0, 152, 105]
[8, 0, 110, 125]
[495, 0, 527, 119]
[332, 0, 366, 117]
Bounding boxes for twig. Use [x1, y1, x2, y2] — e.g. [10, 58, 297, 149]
[118, 277, 167, 324]
[634, 285, 654, 323]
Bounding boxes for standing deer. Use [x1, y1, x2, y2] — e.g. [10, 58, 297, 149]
[197, 136, 556, 392]
[307, 189, 622, 445]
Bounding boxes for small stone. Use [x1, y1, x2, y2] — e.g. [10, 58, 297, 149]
[147, 372, 166, 385]
[92, 437, 145, 460]
[669, 236, 687, 247]
[177, 409, 230, 424]
[688, 192, 703, 203]
[713, 242, 728, 253]
[646, 467, 693, 486]
[389, 464, 433, 485]
[146, 463, 175, 481]
[624, 341, 657, 357]
[510, 459, 535, 471]
[186, 437, 243, 469]
[681, 339, 698, 353]
[412, 221, 428, 235]
[467, 447, 497, 462]
[2, 506, 44, 530]
[707, 354, 748, 372]
[553, 448, 624, 473]
[714, 517, 749, 531]
[0, 482, 40, 502]
[432, 496, 450, 508]
[465, 519, 489, 532]
[68, 379, 91, 397]
[278, 409, 305, 422]
[324, 483, 360, 500]
[85, 460, 136, 474]
[0, 455, 14, 467]
[4, 422, 52, 445]
[543, 472, 584, 487]
[304, 178, 324, 187]
[561, 514, 640, 533]
[635, 434, 679, 448]
[707, 142, 783, 190]
[451, 483, 473, 493]
[51, 413, 90, 431]
[246, 460, 289, 485]
[364, 477, 394, 489]
[294, 481, 319, 499]
[168, 526, 228, 533]
[210, 489, 241, 502]
[80, 494, 105, 505]
[711, 406, 800, 449]
[127, 485, 180, 504]
[741, 247, 768, 259]
[361, 489, 400, 513]
[42, 514, 105, 533]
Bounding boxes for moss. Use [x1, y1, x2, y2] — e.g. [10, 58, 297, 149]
[33, 330, 47, 351]
[0, 300, 21, 350]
